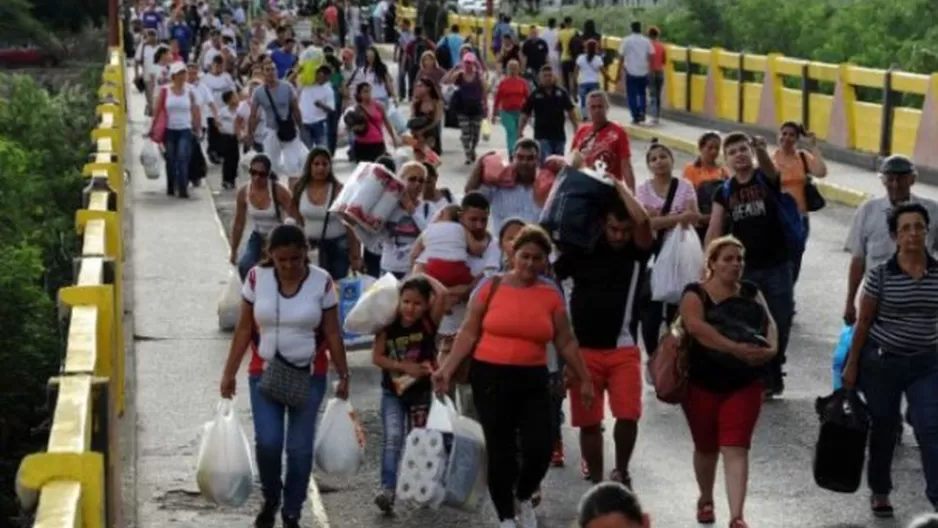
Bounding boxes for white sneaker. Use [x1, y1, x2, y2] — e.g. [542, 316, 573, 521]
[517, 500, 538, 528]
[499, 520, 518, 528]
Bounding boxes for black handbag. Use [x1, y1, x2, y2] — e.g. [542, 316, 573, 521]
[813, 388, 870, 493]
[258, 285, 312, 408]
[801, 152, 827, 212]
[264, 85, 298, 143]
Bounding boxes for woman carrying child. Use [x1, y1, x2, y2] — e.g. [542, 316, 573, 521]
[371, 274, 450, 514]
[410, 204, 488, 288]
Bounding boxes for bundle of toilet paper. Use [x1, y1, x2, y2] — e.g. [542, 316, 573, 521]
[396, 419, 488, 512]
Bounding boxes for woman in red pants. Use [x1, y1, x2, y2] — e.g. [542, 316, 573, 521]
[677, 235, 778, 528]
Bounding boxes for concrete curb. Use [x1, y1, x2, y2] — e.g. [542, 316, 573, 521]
[624, 124, 870, 208]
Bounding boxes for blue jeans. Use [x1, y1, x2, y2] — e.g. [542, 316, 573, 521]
[238, 231, 265, 281]
[858, 340, 938, 506]
[578, 82, 599, 117]
[380, 389, 409, 490]
[625, 74, 649, 123]
[537, 139, 565, 164]
[164, 128, 194, 194]
[304, 121, 328, 149]
[743, 262, 794, 375]
[248, 374, 328, 518]
[312, 235, 350, 279]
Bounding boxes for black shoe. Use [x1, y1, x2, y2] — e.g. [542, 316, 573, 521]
[254, 500, 279, 528]
[282, 514, 301, 528]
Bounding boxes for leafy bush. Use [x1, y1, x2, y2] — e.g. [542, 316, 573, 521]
[0, 70, 99, 523]
[517, 0, 938, 74]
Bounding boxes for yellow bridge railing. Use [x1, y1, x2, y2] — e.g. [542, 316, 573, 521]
[399, 8, 938, 168]
[17, 40, 128, 528]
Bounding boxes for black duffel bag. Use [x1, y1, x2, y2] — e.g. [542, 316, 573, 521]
[539, 165, 618, 252]
[813, 388, 870, 493]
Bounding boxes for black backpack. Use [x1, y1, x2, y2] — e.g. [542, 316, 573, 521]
[569, 32, 585, 59]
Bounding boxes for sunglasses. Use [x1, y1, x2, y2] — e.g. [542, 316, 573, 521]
[407, 177, 426, 184]
[250, 169, 268, 177]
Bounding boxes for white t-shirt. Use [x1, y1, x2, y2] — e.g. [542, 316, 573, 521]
[237, 100, 268, 144]
[619, 34, 653, 77]
[242, 265, 338, 367]
[438, 238, 501, 335]
[135, 42, 158, 75]
[201, 72, 237, 107]
[380, 205, 431, 274]
[419, 222, 467, 263]
[164, 85, 194, 130]
[576, 54, 605, 85]
[188, 81, 213, 127]
[218, 104, 238, 135]
[299, 83, 335, 124]
[541, 29, 558, 59]
[202, 46, 222, 71]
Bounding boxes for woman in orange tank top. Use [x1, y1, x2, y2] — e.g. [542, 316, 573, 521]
[434, 225, 594, 526]
[683, 131, 730, 242]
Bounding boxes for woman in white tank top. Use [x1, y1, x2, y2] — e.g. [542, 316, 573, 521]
[290, 147, 363, 279]
[229, 154, 300, 280]
[149, 61, 201, 198]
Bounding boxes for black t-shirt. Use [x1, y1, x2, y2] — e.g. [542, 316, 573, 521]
[521, 37, 549, 72]
[522, 86, 574, 141]
[711, 171, 789, 270]
[555, 238, 651, 349]
[685, 281, 768, 393]
[380, 316, 437, 394]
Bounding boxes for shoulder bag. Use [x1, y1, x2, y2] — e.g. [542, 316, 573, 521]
[649, 315, 689, 404]
[802, 151, 826, 212]
[264, 85, 298, 142]
[258, 279, 313, 408]
[308, 184, 336, 250]
[452, 275, 502, 384]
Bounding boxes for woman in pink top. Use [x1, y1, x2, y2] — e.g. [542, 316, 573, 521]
[351, 82, 399, 162]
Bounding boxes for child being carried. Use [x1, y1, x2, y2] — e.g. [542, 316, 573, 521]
[410, 205, 488, 287]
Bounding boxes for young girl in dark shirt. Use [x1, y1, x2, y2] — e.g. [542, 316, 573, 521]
[371, 274, 448, 514]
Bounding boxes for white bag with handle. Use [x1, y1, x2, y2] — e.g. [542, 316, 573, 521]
[314, 397, 365, 476]
[343, 272, 400, 334]
[217, 269, 242, 331]
[195, 400, 256, 507]
[651, 226, 704, 304]
[140, 140, 162, 180]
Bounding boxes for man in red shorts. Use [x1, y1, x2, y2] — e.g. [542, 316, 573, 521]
[554, 174, 652, 488]
[571, 91, 636, 190]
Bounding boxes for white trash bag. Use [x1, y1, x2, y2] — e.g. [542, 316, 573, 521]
[195, 400, 256, 507]
[217, 270, 242, 332]
[343, 272, 400, 335]
[140, 140, 162, 180]
[651, 226, 704, 304]
[314, 397, 365, 476]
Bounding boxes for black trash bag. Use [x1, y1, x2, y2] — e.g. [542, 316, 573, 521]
[702, 296, 770, 370]
[343, 108, 368, 136]
[813, 388, 870, 493]
[539, 166, 618, 252]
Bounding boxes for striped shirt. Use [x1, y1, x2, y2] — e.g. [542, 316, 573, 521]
[864, 254, 938, 355]
[478, 184, 542, 235]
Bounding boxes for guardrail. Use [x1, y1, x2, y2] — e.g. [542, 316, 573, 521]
[16, 41, 128, 528]
[399, 8, 938, 167]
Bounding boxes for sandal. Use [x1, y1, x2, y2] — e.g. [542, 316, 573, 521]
[870, 495, 894, 518]
[729, 519, 748, 528]
[696, 499, 715, 524]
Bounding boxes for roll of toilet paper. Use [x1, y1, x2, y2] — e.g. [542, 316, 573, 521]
[406, 428, 428, 449]
[395, 473, 418, 502]
[416, 452, 443, 480]
[414, 479, 436, 504]
[424, 430, 445, 455]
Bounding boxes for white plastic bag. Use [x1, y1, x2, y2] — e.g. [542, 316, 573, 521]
[279, 139, 309, 176]
[217, 270, 242, 331]
[651, 227, 704, 304]
[426, 394, 458, 433]
[140, 140, 162, 180]
[387, 105, 408, 136]
[195, 400, 256, 507]
[343, 272, 400, 334]
[314, 398, 365, 476]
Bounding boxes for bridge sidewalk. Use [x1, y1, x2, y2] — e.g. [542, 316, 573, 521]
[126, 89, 261, 526]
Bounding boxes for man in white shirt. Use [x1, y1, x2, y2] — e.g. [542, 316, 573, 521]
[616, 21, 653, 124]
[299, 66, 336, 148]
[372, 0, 388, 43]
[541, 17, 560, 79]
[134, 29, 159, 112]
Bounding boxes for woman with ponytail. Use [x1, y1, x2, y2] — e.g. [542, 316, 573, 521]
[574, 39, 606, 118]
[290, 147, 362, 279]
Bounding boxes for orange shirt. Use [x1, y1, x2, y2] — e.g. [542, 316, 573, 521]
[772, 149, 815, 213]
[473, 277, 564, 367]
[650, 40, 666, 72]
[493, 76, 530, 113]
[682, 162, 728, 188]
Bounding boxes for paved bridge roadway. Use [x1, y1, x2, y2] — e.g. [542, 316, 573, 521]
[124, 65, 938, 528]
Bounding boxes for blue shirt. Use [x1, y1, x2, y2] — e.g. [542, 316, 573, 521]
[270, 49, 297, 79]
[437, 34, 464, 66]
[170, 23, 193, 55]
[141, 11, 162, 30]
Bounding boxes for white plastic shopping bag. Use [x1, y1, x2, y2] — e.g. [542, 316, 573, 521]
[314, 397, 365, 476]
[217, 269, 242, 332]
[426, 394, 458, 433]
[279, 139, 309, 176]
[195, 399, 256, 507]
[337, 274, 378, 348]
[343, 272, 400, 335]
[387, 105, 408, 136]
[140, 140, 162, 180]
[651, 227, 704, 304]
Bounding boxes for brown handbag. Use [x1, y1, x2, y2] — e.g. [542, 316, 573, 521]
[451, 275, 503, 384]
[649, 316, 690, 404]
